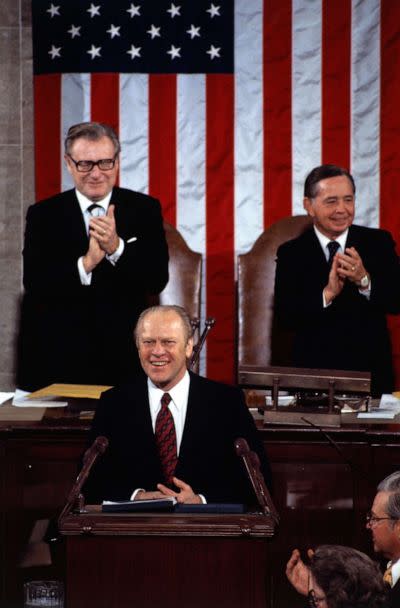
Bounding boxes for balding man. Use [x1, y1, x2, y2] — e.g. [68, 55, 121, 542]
[84, 305, 271, 506]
[18, 122, 168, 390]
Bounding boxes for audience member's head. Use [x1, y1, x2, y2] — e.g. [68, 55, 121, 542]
[308, 545, 388, 608]
[367, 471, 400, 561]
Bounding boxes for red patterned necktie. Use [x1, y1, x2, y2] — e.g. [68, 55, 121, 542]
[155, 393, 177, 486]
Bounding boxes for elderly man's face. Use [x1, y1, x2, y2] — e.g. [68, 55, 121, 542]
[367, 491, 400, 560]
[65, 136, 119, 201]
[136, 310, 193, 391]
[303, 175, 355, 239]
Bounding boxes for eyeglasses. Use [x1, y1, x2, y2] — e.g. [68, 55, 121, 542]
[67, 155, 117, 172]
[366, 511, 395, 526]
[308, 590, 326, 607]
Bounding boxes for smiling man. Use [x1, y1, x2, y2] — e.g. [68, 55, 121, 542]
[83, 305, 272, 505]
[17, 122, 168, 390]
[286, 472, 400, 608]
[274, 164, 400, 396]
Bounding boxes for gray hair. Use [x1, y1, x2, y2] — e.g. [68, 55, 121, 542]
[134, 305, 194, 345]
[377, 471, 400, 520]
[64, 122, 121, 156]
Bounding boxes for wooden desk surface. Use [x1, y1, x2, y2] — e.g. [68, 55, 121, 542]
[1, 402, 400, 607]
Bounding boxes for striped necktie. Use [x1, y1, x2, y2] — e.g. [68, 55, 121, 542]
[383, 565, 393, 587]
[155, 393, 177, 486]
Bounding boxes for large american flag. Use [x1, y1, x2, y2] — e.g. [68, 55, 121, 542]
[32, 0, 400, 386]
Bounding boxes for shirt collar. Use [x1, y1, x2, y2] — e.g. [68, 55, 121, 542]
[390, 559, 400, 587]
[313, 225, 349, 257]
[75, 188, 112, 214]
[147, 370, 190, 413]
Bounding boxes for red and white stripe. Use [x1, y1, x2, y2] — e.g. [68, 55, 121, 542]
[33, 0, 400, 386]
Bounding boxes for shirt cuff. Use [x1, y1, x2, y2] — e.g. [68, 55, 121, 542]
[78, 256, 92, 285]
[322, 292, 331, 308]
[358, 278, 371, 299]
[130, 488, 145, 501]
[106, 238, 124, 265]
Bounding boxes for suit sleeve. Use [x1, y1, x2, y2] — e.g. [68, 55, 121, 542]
[274, 241, 328, 331]
[81, 388, 119, 504]
[23, 203, 84, 293]
[368, 230, 400, 314]
[110, 195, 169, 295]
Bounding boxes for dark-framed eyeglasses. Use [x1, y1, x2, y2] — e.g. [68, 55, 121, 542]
[366, 511, 395, 526]
[308, 589, 326, 607]
[67, 154, 118, 173]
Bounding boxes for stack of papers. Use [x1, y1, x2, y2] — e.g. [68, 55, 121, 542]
[11, 384, 112, 408]
[102, 497, 177, 512]
[0, 392, 14, 406]
[358, 394, 400, 419]
[12, 389, 68, 408]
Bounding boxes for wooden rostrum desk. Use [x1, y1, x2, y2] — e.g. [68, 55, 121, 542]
[59, 507, 275, 608]
[1, 403, 400, 607]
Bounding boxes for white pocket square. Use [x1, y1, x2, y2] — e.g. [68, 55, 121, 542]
[127, 236, 137, 243]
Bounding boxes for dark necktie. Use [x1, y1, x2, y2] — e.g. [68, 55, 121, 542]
[155, 393, 177, 486]
[87, 203, 104, 217]
[327, 240, 340, 266]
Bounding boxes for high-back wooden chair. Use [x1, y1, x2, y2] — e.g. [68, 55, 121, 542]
[149, 222, 203, 370]
[237, 215, 312, 373]
[150, 222, 202, 321]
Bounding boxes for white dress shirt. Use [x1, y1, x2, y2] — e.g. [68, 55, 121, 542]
[131, 371, 206, 502]
[75, 189, 124, 285]
[389, 558, 400, 588]
[313, 226, 371, 306]
[147, 370, 190, 455]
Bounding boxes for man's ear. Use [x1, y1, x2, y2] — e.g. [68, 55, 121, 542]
[393, 519, 400, 538]
[185, 337, 194, 359]
[303, 197, 315, 217]
[64, 154, 73, 176]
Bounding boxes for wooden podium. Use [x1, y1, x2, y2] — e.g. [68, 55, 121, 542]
[59, 507, 276, 608]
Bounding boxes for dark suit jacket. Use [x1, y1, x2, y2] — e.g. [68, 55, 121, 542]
[83, 372, 272, 506]
[274, 225, 400, 395]
[389, 579, 400, 607]
[17, 187, 169, 390]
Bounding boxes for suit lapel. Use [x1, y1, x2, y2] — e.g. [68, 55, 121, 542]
[62, 190, 89, 250]
[178, 374, 205, 464]
[124, 380, 162, 472]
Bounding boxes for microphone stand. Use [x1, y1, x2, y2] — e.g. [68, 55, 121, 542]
[58, 436, 108, 526]
[235, 437, 279, 523]
[189, 317, 216, 370]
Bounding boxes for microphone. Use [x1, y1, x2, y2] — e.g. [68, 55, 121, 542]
[300, 417, 366, 479]
[235, 437, 279, 523]
[58, 436, 108, 524]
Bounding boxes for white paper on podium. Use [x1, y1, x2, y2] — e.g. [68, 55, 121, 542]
[12, 388, 68, 408]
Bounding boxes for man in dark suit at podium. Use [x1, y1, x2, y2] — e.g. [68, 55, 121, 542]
[17, 122, 169, 390]
[274, 164, 400, 396]
[84, 305, 271, 506]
